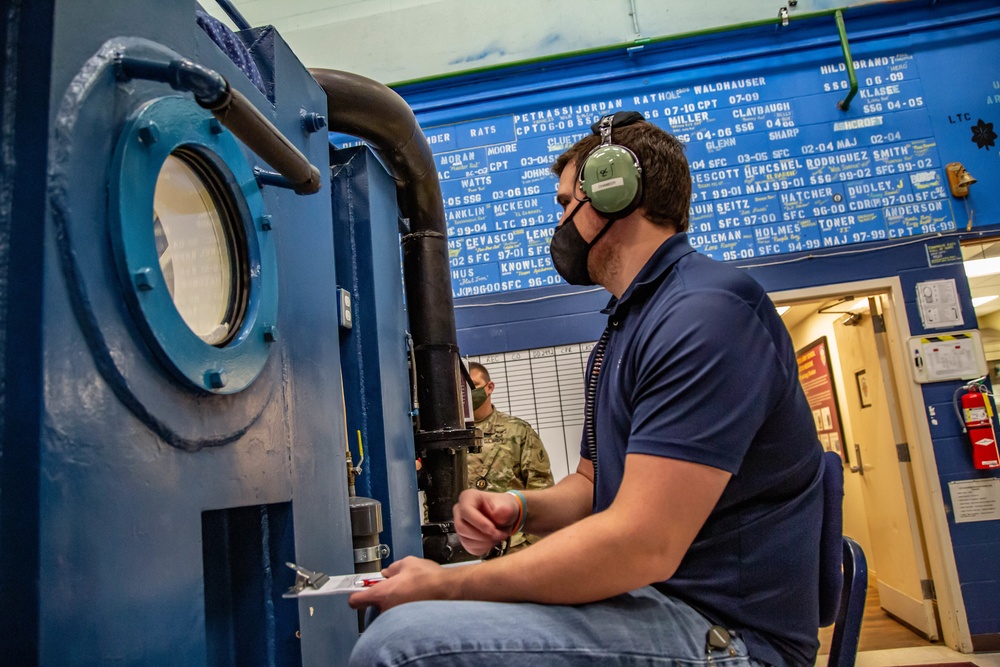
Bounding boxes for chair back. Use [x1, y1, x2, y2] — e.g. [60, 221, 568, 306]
[818, 450, 869, 667]
[818, 450, 845, 626]
[828, 537, 868, 667]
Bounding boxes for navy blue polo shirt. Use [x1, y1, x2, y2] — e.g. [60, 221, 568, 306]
[582, 232, 823, 667]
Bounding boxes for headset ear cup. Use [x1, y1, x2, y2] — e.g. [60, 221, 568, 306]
[578, 145, 643, 218]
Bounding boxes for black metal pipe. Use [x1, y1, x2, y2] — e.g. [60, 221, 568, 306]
[116, 54, 228, 104]
[253, 167, 297, 190]
[200, 86, 322, 195]
[310, 69, 478, 563]
[116, 54, 322, 195]
[309, 69, 463, 436]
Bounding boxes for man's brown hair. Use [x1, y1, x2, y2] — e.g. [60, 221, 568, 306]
[468, 361, 491, 384]
[552, 120, 691, 232]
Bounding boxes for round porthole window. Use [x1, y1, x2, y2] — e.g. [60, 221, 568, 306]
[110, 96, 278, 394]
[153, 151, 248, 346]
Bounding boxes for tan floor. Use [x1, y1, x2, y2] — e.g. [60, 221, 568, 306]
[818, 646, 1000, 666]
[818, 583, 931, 655]
[817, 583, 999, 666]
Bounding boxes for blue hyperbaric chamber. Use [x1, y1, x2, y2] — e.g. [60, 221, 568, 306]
[0, 1, 474, 663]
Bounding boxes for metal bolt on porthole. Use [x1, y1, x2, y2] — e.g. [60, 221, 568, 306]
[138, 122, 159, 145]
[263, 326, 278, 343]
[133, 267, 154, 291]
[259, 215, 273, 231]
[206, 370, 227, 389]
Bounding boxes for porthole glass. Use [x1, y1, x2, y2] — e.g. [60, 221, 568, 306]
[151, 150, 248, 346]
[111, 96, 277, 394]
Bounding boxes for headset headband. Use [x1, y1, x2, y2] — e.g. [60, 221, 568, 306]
[590, 111, 645, 138]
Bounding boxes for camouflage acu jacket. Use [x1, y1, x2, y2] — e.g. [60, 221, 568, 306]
[469, 408, 554, 551]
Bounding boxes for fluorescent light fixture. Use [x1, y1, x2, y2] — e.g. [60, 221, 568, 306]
[776, 306, 790, 316]
[964, 257, 1000, 278]
[972, 295, 999, 307]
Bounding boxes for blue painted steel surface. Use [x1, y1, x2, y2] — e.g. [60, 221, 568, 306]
[386, 0, 1000, 643]
[331, 146, 423, 564]
[0, 0, 412, 663]
[109, 95, 278, 394]
[0, 0, 57, 655]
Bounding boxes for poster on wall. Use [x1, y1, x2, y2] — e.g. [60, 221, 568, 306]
[796, 337, 846, 459]
[915, 279, 964, 329]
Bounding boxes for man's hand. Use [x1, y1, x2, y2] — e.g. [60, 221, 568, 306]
[348, 557, 452, 612]
[453, 489, 519, 556]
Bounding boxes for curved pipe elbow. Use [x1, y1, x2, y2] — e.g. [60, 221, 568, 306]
[308, 68, 444, 230]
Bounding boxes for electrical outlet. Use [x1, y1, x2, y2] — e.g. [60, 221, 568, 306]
[337, 287, 353, 329]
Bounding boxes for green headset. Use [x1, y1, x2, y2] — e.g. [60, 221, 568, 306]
[577, 111, 645, 219]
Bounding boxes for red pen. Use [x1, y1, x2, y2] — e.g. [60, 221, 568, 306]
[360, 576, 385, 587]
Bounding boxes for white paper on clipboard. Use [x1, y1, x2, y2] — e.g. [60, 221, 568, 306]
[283, 573, 384, 598]
[283, 560, 480, 598]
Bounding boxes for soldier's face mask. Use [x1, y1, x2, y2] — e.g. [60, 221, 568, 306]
[471, 386, 488, 409]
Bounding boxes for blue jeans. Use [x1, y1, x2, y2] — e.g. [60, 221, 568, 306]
[348, 586, 766, 666]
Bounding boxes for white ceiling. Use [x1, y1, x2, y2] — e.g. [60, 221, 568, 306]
[200, 0, 899, 84]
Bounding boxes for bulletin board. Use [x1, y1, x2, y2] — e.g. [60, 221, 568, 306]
[345, 2, 1000, 300]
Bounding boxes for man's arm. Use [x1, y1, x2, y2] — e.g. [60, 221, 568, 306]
[452, 458, 594, 554]
[350, 454, 729, 609]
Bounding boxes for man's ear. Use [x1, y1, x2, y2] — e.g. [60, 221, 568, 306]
[486, 381, 495, 396]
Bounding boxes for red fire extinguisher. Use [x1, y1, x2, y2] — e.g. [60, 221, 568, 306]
[958, 380, 1000, 470]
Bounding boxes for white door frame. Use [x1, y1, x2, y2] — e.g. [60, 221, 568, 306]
[772, 276, 973, 652]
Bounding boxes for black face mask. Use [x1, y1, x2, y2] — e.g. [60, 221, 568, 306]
[549, 199, 617, 286]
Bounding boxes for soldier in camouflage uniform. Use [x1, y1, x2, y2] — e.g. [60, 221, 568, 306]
[467, 362, 554, 553]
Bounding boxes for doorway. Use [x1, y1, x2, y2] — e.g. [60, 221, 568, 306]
[776, 284, 943, 650]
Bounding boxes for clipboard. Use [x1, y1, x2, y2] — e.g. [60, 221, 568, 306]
[282, 559, 480, 599]
[282, 570, 384, 598]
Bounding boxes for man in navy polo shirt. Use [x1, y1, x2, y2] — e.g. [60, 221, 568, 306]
[349, 114, 823, 667]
